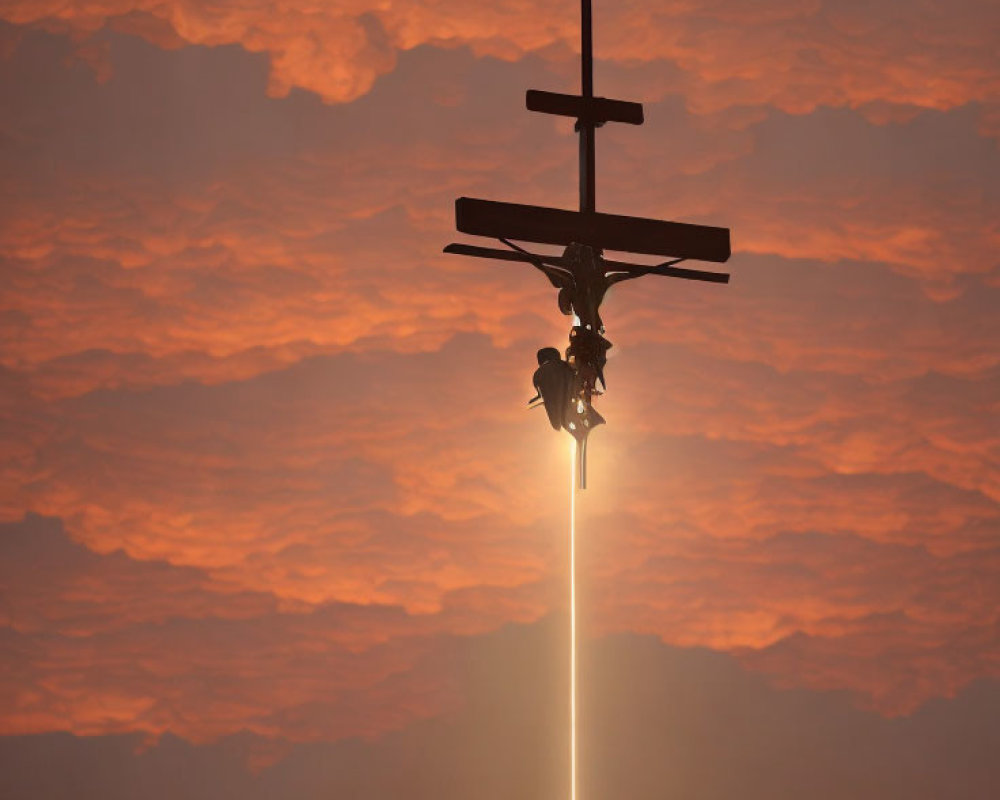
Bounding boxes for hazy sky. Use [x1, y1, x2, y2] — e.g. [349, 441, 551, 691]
[1, 1, 997, 797]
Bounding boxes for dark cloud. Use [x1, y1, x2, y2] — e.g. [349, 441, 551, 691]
[0, 515, 475, 740]
[0, 513, 277, 635]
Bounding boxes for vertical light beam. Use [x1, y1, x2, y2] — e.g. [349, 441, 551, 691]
[569, 439, 578, 800]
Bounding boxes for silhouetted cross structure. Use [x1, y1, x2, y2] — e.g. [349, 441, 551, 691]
[444, 0, 733, 486]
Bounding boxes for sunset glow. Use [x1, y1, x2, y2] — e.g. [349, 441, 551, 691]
[0, 0, 997, 796]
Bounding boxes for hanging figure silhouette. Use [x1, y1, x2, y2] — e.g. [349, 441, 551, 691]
[444, 0, 733, 487]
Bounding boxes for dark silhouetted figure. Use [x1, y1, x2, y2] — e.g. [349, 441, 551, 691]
[529, 347, 574, 431]
[529, 346, 606, 437]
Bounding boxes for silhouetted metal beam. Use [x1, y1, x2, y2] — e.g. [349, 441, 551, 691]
[611, 262, 731, 283]
[455, 197, 732, 262]
[580, 0, 596, 213]
[526, 91, 644, 126]
[442, 243, 560, 266]
[443, 244, 730, 283]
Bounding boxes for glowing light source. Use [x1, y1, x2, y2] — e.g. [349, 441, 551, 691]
[569, 439, 577, 800]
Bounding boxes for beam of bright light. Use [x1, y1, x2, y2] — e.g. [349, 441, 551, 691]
[569, 439, 577, 800]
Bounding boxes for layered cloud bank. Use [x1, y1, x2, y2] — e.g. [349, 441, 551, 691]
[0, 0, 998, 753]
[4, 0, 999, 116]
[2, 623, 999, 799]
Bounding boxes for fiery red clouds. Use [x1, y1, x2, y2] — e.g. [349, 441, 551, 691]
[6, 0, 999, 116]
[0, 0, 997, 759]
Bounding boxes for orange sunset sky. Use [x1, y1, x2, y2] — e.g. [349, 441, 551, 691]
[0, 1, 998, 797]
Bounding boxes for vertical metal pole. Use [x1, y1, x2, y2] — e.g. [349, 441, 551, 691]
[574, 13, 591, 800]
[579, 0, 596, 213]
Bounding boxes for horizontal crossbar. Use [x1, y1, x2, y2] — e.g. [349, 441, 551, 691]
[442, 242, 557, 266]
[526, 90, 644, 125]
[442, 243, 730, 283]
[455, 197, 731, 263]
